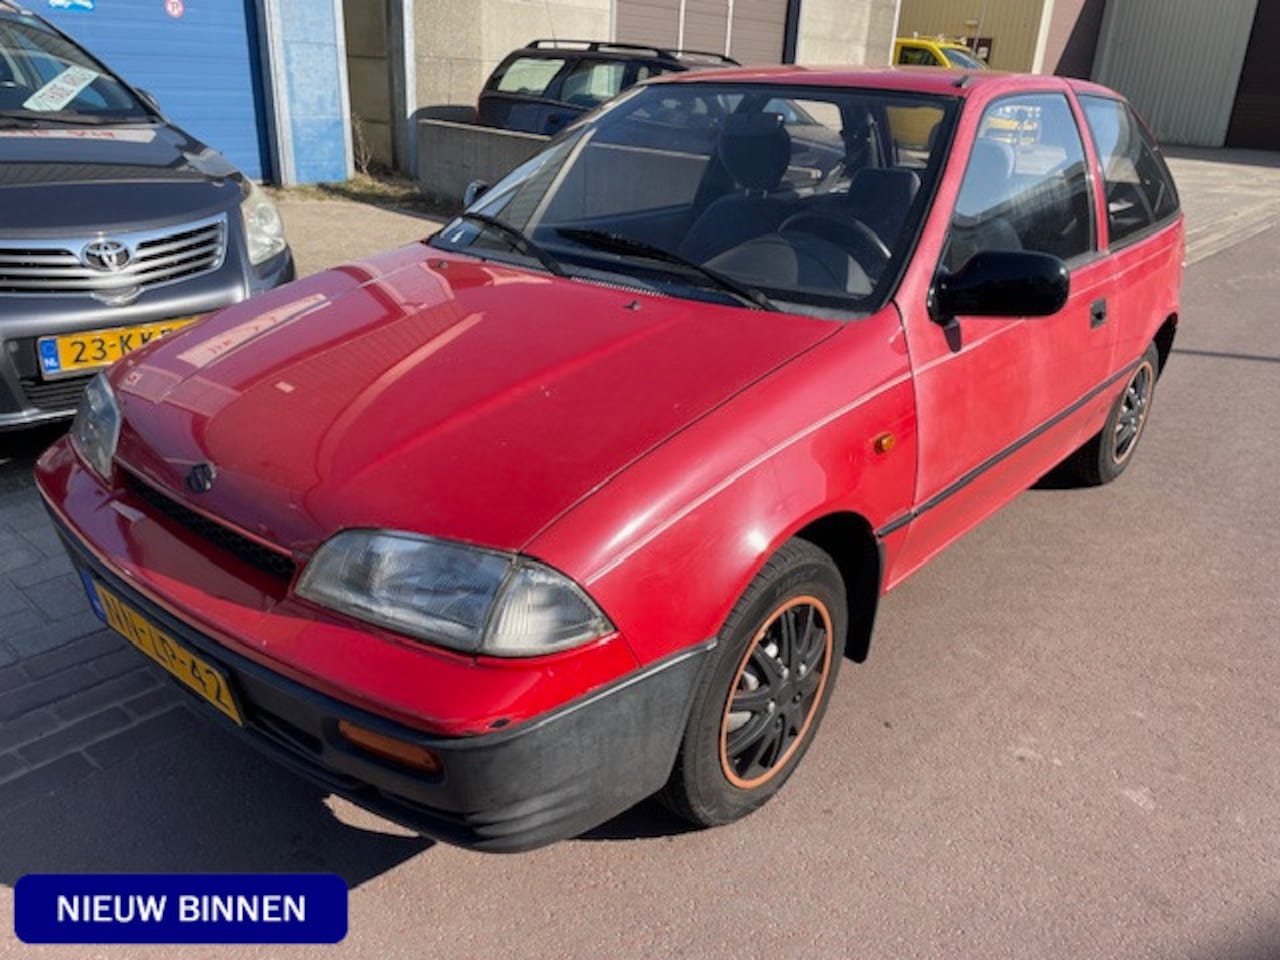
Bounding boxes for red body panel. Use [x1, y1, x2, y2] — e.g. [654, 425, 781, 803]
[108, 245, 836, 555]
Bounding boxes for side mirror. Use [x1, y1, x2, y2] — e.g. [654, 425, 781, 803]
[136, 88, 162, 113]
[930, 250, 1069, 324]
[463, 180, 489, 207]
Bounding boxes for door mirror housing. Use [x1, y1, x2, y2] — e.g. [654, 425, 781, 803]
[136, 88, 162, 114]
[463, 180, 489, 207]
[931, 250, 1070, 323]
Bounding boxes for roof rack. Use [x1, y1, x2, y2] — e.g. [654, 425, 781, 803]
[524, 39, 739, 66]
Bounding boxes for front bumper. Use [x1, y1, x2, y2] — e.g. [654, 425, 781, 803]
[48, 509, 711, 852]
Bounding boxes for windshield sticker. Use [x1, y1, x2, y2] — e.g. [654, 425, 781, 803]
[22, 65, 101, 113]
[47, 0, 96, 10]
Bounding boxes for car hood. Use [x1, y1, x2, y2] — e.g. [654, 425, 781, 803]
[0, 122, 241, 232]
[112, 246, 838, 556]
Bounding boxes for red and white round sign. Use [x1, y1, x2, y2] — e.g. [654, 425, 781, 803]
[165, 0, 184, 18]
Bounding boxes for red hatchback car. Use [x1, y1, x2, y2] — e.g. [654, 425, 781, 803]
[37, 67, 1182, 851]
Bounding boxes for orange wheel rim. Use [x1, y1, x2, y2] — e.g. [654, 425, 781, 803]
[719, 596, 833, 790]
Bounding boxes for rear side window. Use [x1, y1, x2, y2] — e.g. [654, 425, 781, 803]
[493, 57, 565, 96]
[1080, 95, 1180, 246]
[559, 60, 626, 108]
[897, 46, 939, 66]
[945, 93, 1094, 272]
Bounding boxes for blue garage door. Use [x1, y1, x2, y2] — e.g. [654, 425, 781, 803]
[42, 0, 271, 180]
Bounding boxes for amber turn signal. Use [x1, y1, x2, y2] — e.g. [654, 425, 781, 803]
[338, 720, 443, 774]
[873, 432, 896, 455]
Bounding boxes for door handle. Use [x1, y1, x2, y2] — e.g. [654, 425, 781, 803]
[1090, 298, 1108, 328]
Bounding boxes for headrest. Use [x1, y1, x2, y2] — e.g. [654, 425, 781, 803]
[955, 138, 1015, 218]
[846, 167, 921, 212]
[718, 112, 791, 192]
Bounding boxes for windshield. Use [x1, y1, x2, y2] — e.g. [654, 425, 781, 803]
[0, 13, 150, 123]
[432, 81, 958, 317]
[942, 47, 988, 70]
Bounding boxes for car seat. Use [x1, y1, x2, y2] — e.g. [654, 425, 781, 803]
[679, 113, 797, 262]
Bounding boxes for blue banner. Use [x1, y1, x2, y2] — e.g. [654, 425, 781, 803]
[15, 874, 347, 944]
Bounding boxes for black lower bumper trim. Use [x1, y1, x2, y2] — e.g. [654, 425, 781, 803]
[50, 510, 713, 852]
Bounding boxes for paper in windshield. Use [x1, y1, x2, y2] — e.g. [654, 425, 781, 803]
[22, 65, 100, 113]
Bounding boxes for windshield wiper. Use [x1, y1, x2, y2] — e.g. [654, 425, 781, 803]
[556, 228, 777, 311]
[443, 212, 567, 277]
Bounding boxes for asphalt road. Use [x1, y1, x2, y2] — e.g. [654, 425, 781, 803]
[2, 172, 1279, 959]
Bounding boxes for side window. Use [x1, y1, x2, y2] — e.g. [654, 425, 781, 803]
[1080, 96, 1179, 246]
[493, 57, 565, 96]
[559, 60, 626, 108]
[898, 46, 940, 66]
[945, 93, 1094, 272]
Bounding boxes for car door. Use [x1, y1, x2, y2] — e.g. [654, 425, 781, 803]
[890, 90, 1114, 582]
[1077, 94, 1182, 374]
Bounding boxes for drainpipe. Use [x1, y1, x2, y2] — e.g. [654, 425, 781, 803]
[388, 0, 418, 177]
[782, 0, 801, 63]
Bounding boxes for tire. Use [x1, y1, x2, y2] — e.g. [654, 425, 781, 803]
[1068, 342, 1160, 486]
[659, 538, 847, 827]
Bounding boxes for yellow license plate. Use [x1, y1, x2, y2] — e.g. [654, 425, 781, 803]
[92, 581, 243, 725]
[38, 317, 196, 379]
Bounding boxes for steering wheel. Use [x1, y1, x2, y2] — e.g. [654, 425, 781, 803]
[778, 211, 892, 272]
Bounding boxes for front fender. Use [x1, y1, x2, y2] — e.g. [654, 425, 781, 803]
[527, 309, 917, 664]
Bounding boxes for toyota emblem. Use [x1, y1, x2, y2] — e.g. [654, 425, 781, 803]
[186, 462, 217, 494]
[82, 239, 132, 272]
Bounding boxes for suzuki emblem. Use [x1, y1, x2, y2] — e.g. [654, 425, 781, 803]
[186, 462, 217, 494]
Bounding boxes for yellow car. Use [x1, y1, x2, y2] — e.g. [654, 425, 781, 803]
[893, 37, 988, 70]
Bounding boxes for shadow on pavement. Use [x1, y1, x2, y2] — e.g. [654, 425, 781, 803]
[1163, 145, 1280, 169]
[0, 697, 433, 888]
[0, 424, 63, 494]
[580, 798, 699, 843]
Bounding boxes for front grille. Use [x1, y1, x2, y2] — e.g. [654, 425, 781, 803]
[124, 471, 298, 583]
[0, 215, 227, 297]
[19, 374, 91, 413]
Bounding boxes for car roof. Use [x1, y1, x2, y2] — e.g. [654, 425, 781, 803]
[511, 39, 737, 67]
[899, 37, 972, 50]
[657, 64, 1089, 99]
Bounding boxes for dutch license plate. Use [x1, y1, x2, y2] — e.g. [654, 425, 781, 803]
[89, 579, 243, 725]
[37, 317, 196, 379]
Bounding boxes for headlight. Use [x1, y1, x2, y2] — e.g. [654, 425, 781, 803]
[240, 179, 287, 265]
[70, 373, 121, 482]
[296, 530, 613, 657]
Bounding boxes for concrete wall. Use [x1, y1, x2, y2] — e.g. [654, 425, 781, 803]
[416, 119, 549, 205]
[896, 0, 1048, 71]
[343, 0, 394, 167]
[795, 0, 900, 65]
[412, 0, 612, 109]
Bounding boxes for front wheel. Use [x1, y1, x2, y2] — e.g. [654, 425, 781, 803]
[659, 538, 846, 827]
[1067, 342, 1160, 486]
